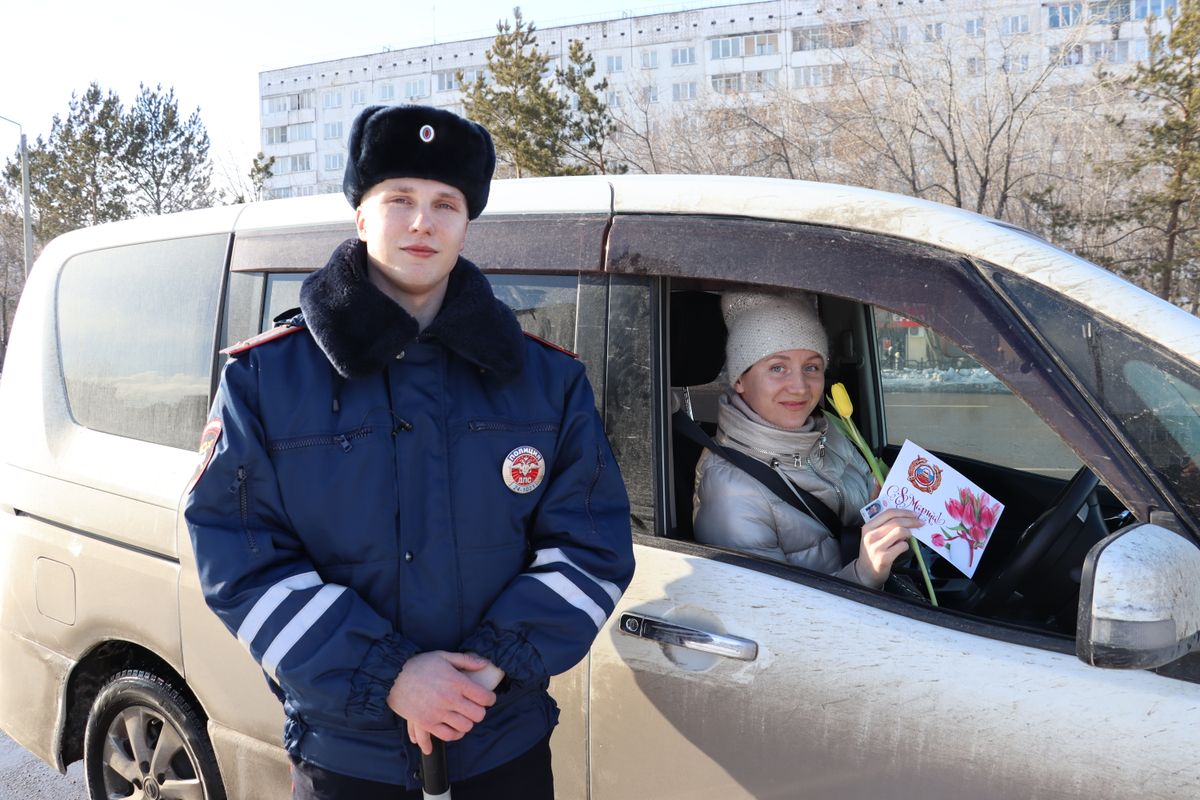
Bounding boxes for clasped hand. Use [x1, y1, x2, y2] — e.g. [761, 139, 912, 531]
[387, 651, 506, 755]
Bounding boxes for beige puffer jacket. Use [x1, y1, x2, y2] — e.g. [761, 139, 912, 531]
[692, 391, 879, 587]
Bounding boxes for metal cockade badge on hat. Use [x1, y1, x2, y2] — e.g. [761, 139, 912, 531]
[419, 124, 435, 143]
[502, 446, 546, 494]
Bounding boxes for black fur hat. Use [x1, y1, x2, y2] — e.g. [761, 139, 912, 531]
[342, 104, 495, 218]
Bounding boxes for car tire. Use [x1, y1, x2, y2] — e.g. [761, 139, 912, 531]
[83, 669, 226, 800]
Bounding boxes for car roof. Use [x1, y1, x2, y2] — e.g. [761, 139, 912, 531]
[36, 175, 1200, 365]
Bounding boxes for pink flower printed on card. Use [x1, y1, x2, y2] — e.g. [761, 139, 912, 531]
[937, 488, 1002, 567]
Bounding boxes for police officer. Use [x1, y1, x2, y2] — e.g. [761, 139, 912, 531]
[185, 104, 635, 800]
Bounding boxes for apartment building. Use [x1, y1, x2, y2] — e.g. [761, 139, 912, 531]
[259, 0, 1178, 198]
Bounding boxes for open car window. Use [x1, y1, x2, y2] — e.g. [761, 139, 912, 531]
[668, 283, 1126, 640]
[875, 308, 1081, 479]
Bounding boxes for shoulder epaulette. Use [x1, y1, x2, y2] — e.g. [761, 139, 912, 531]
[523, 331, 578, 359]
[221, 321, 307, 357]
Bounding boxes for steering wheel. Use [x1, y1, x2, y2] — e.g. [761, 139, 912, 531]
[965, 466, 1100, 618]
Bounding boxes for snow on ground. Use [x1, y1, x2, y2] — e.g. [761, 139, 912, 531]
[881, 367, 1006, 393]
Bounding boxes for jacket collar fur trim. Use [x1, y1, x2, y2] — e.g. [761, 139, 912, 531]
[299, 238, 524, 381]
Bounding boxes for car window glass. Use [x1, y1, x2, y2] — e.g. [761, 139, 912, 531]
[997, 273, 1200, 511]
[262, 273, 304, 329]
[488, 274, 578, 350]
[57, 235, 227, 450]
[261, 272, 578, 350]
[875, 308, 1080, 478]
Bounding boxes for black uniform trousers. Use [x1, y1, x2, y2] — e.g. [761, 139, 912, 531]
[290, 733, 554, 800]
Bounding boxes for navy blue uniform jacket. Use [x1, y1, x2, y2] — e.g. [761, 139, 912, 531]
[184, 240, 634, 788]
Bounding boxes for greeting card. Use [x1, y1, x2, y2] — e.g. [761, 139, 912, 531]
[861, 440, 1004, 579]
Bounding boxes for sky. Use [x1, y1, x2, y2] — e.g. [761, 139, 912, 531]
[1, 0, 719, 191]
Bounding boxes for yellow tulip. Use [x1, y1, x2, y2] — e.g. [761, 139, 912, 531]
[830, 382, 854, 418]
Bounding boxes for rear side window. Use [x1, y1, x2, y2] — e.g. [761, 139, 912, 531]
[57, 235, 227, 449]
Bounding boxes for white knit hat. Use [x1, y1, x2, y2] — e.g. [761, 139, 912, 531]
[722, 291, 828, 381]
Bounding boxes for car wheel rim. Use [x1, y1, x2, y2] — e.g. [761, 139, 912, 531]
[100, 705, 205, 800]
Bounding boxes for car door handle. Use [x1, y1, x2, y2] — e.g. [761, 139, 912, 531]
[619, 613, 758, 661]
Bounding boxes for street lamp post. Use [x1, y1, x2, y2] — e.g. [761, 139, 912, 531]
[0, 115, 34, 278]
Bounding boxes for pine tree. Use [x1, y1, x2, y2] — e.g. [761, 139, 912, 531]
[557, 39, 625, 174]
[249, 152, 276, 201]
[3, 84, 129, 242]
[124, 83, 215, 215]
[460, 7, 573, 177]
[1119, 0, 1200, 303]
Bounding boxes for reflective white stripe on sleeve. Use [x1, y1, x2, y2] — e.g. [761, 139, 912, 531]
[529, 548, 622, 606]
[527, 572, 608, 629]
[262, 583, 348, 680]
[237, 571, 323, 647]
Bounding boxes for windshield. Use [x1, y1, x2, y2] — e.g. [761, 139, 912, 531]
[997, 273, 1200, 516]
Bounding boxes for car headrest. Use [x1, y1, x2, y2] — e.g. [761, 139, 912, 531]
[670, 291, 727, 387]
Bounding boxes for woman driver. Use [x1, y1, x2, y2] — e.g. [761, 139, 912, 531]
[693, 291, 919, 588]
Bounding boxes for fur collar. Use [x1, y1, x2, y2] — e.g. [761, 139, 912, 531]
[299, 238, 524, 381]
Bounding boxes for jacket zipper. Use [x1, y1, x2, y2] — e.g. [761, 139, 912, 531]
[268, 427, 374, 453]
[229, 466, 258, 553]
[467, 420, 560, 433]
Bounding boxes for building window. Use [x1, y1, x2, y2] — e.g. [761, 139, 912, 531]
[641, 50, 658, 69]
[925, 22, 946, 41]
[891, 25, 909, 44]
[794, 64, 838, 87]
[274, 153, 314, 175]
[606, 55, 624, 73]
[1048, 3, 1084, 26]
[292, 123, 313, 141]
[264, 125, 287, 146]
[671, 81, 697, 100]
[351, 87, 367, 105]
[965, 17, 985, 36]
[379, 83, 396, 101]
[605, 89, 623, 108]
[793, 22, 865, 51]
[1090, 39, 1130, 62]
[404, 79, 428, 99]
[1135, 0, 1177, 17]
[966, 56, 985, 75]
[744, 33, 779, 55]
[1002, 15, 1030, 33]
[1003, 53, 1031, 72]
[1051, 43, 1085, 65]
[263, 91, 314, 114]
[1089, 0, 1131, 22]
[710, 73, 742, 93]
[322, 91, 342, 109]
[436, 70, 458, 92]
[323, 121, 343, 140]
[671, 46, 696, 65]
[641, 85, 659, 103]
[746, 69, 779, 90]
[324, 153, 344, 171]
[710, 36, 743, 59]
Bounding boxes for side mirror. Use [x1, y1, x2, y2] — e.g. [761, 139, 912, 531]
[1077, 523, 1200, 669]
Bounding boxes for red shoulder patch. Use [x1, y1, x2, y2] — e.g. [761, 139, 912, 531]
[221, 324, 306, 357]
[523, 331, 577, 359]
[186, 419, 222, 495]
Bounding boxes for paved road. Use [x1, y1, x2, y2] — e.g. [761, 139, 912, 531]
[0, 729, 84, 799]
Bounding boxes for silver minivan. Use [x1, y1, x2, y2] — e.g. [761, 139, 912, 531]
[2, 175, 1198, 799]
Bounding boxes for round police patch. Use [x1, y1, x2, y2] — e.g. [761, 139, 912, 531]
[502, 446, 545, 494]
[419, 124, 435, 143]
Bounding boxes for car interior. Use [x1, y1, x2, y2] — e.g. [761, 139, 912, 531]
[665, 282, 1133, 638]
